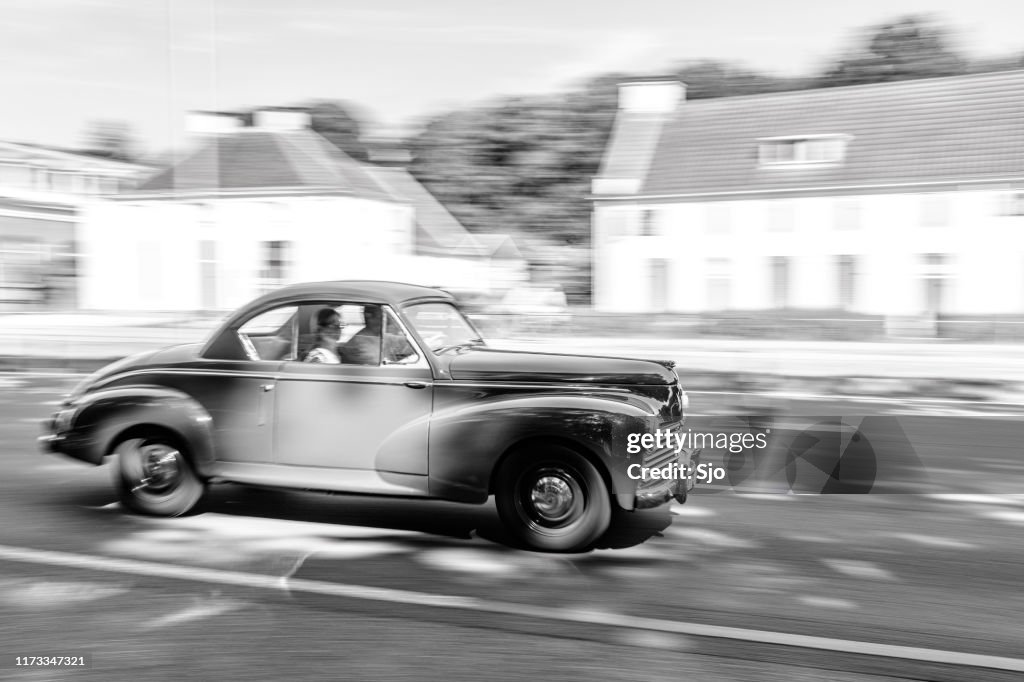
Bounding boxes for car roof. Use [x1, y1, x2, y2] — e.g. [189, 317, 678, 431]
[247, 280, 455, 308]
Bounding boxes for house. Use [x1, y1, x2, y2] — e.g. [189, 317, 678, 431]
[79, 109, 525, 311]
[0, 141, 150, 308]
[591, 71, 1024, 316]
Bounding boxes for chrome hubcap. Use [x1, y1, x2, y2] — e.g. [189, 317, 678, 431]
[528, 473, 577, 524]
[140, 444, 181, 492]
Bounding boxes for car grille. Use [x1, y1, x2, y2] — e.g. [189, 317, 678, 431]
[638, 446, 681, 492]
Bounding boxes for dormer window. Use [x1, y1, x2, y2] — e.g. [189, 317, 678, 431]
[758, 135, 850, 166]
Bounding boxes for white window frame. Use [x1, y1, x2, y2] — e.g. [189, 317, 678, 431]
[758, 134, 851, 167]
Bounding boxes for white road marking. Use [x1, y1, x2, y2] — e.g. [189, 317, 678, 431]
[667, 528, 758, 549]
[418, 549, 517, 576]
[984, 510, 1024, 525]
[928, 494, 1024, 506]
[143, 597, 245, 629]
[0, 544, 1021, 672]
[798, 596, 857, 610]
[0, 578, 127, 608]
[822, 559, 895, 581]
[669, 504, 715, 517]
[887, 533, 978, 550]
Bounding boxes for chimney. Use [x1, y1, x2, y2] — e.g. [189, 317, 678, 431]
[252, 108, 312, 131]
[618, 79, 685, 114]
[185, 111, 245, 134]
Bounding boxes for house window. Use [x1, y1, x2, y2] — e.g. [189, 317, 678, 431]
[640, 209, 657, 237]
[649, 258, 669, 310]
[260, 240, 291, 290]
[834, 200, 860, 230]
[706, 258, 731, 310]
[33, 168, 52, 191]
[920, 196, 949, 227]
[996, 192, 1024, 217]
[920, 253, 950, 315]
[759, 135, 849, 166]
[770, 256, 791, 308]
[836, 255, 858, 310]
[0, 240, 44, 296]
[78, 175, 100, 194]
[706, 204, 731, 234]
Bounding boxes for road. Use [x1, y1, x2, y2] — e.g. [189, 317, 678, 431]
[2, 374, 1023, 681]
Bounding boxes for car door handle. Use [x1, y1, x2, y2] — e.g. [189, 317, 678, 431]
[404, 381, 427, 389]
[260, 383, 275, 392]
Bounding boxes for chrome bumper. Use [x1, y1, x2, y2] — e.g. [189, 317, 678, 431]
[634, 448, 700, 509]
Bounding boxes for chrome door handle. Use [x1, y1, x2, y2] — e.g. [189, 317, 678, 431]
[260, 383, 275, 392]
[404, 381, 427, 389]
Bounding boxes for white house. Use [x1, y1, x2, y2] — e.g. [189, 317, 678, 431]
[591, 71, 1024, 316]
[80, 110, 525, 311]
[0, 142, 149, 308]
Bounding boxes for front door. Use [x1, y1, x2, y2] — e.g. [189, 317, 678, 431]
[273, 304, 433, 477]
[181, 359, 280, 464]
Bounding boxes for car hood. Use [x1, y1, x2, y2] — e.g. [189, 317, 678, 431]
[445, 346, 677, 385]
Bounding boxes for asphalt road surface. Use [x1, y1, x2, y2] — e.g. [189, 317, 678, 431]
[3, 373, 1023, 681]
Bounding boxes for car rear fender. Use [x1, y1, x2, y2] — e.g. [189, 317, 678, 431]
[428, 393, 653, 505]
[70, 385, 215, 475]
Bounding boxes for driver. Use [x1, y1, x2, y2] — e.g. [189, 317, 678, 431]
[341, 306, 384, 365]
[342, 306, 415, 364]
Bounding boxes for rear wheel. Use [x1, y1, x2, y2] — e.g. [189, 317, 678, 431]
[114, 432, 204, 516]
[495, 445, 611, 552]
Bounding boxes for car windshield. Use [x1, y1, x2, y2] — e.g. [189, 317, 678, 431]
[403, 301, 482, 353]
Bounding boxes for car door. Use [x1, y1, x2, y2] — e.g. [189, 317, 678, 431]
[183, 304, 297, 464]
[273, 304, 433, 478]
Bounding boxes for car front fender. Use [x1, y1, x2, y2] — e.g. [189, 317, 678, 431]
[63, 385, 215, 476]
[428, 390, 654, 505]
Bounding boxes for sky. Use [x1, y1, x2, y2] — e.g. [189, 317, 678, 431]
[2, 0, 1022, 156]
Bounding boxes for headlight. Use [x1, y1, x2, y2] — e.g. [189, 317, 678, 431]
[53, 407, 77, 434]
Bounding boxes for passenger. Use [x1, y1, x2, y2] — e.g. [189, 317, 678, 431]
[303, 308, 342, 364]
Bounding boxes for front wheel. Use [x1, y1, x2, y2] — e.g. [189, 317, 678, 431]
[114, 433, 205, 516]
[494, 445, 611, 552]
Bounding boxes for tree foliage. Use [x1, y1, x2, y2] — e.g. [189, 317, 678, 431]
[305, 100, 370, 161]
[819, 15, 967, 87]
[80, 119, 138, 163]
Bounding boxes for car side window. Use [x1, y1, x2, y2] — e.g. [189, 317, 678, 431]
[235, 305, 298, 361]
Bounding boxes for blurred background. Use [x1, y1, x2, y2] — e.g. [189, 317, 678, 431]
[3, 1, 1024, 680]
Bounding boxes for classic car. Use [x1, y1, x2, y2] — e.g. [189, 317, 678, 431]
[41, 281, 693, 552]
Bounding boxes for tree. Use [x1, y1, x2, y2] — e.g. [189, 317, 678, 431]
[819, 15, 967, 87]
[80, 119, 138, 163]
[672, 60, 808, 99]
[305, 100, 369, 161]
